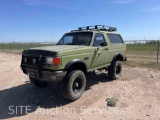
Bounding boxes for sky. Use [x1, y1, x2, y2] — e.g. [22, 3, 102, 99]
[0, 0, 160, 42]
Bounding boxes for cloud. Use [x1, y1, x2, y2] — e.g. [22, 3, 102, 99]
[142, 5, 160, 12]
[114, 0, 134, 4]
[23, 0, 76, 10]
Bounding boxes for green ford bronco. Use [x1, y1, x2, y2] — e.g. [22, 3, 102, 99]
[21, 25, 127, 101]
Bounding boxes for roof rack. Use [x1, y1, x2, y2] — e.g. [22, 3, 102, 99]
[71, 25, 117, 32]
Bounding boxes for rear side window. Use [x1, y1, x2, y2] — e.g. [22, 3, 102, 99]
[107, 34, 123, 44]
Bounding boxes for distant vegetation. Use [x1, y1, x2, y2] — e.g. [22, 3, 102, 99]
[0, 43, 55, 53]
[127, 44, 157, 52]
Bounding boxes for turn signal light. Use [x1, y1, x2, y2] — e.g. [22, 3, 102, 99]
[53, 57, 61, 65]
[46, 57, 61, 65]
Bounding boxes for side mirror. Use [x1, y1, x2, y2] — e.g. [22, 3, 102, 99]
[100, 42, 107, 46]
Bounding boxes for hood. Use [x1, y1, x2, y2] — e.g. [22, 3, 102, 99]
[29, 45, 88, 52]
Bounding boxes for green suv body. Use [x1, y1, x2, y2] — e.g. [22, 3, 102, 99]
[21, 25, 127, 101]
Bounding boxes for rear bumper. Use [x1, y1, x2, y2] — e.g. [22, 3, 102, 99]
[21, 65, 66, 83]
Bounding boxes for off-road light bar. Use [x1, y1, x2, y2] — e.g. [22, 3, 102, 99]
[23, 57, 27, 63]
[32, 58, 36, 64]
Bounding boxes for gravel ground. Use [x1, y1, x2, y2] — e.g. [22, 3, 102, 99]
[0, 52, 160, 120]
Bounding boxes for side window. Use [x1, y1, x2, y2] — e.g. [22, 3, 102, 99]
[93, 33, 105, 46]
[107, 34, 123, 44]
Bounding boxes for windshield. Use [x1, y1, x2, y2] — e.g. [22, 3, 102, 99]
[57, 32, 92, 46]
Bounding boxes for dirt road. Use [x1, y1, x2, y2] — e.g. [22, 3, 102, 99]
[0, 52, 160, 120]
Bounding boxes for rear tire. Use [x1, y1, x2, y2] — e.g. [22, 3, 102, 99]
[108, 61, 122, 80]
[29, 76, 48, 87]
[60, 70, 86, 101]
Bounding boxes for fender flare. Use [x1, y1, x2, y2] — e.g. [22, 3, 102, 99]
[64, 59, 87, 73]
[112, 53, 124, 64]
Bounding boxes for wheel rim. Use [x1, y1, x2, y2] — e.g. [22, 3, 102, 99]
[72, 77, 82, 94]
[116, 64, 121, 75]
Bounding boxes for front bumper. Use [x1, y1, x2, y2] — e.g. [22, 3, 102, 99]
[21, 65, 66, 83]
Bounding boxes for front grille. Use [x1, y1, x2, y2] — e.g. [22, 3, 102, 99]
[41, 56, 46, 66]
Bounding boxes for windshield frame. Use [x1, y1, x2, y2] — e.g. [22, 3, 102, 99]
[56, 32, 93, 46]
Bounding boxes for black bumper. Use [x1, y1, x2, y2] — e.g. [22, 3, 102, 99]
[21, 65, 66, 83]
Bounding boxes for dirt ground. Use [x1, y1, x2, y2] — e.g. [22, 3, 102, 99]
[0, 52, 160, 120]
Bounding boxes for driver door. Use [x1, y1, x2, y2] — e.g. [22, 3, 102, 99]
[90, 33, 109, 68]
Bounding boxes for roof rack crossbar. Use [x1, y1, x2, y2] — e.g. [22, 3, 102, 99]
[72, 25, 117, 32]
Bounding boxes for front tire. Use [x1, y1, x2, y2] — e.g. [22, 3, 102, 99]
[108, 61, 122, 80]
[60, 70, 86, 101]
[29, 76, 48, 87]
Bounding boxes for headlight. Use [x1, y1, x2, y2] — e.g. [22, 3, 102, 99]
[46, 57, 61, 65]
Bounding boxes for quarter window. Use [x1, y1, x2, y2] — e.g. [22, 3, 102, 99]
[107, 34, 123, 44]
